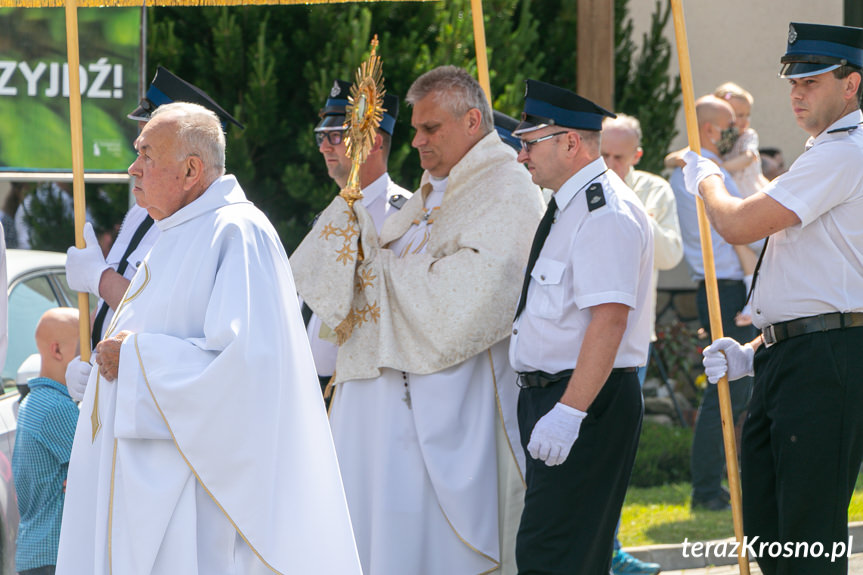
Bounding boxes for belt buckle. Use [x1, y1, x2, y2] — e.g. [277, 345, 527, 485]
[762, 324, 776, 347]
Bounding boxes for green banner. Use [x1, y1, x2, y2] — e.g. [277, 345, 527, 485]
[0, 7, 140, 172]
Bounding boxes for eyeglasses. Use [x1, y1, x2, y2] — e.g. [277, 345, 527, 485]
[519, 131, 569, 153]
[315, 130, 345, 147]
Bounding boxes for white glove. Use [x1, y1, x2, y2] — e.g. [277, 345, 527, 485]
[66, 222, 110, 296]
[683, 150, 724, 197]
[65, 356, 92, 402]
[527, 402, 588, 466]
[702, 337, 754, 384]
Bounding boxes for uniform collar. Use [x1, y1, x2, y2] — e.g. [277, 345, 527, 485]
[361, 173, 390, 207]
[554, 157, 608, 211]
[805, 109, 863, 150]
[26, 377, 71, 398]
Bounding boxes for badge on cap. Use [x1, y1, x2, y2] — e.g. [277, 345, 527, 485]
[586, 183, 606, 212]
[788, 23, 798, 44]
[331, 81, 341, 98]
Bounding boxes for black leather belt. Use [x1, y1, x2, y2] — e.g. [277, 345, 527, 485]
[517, 367, 637, 389]
[761, 312, 863, 347]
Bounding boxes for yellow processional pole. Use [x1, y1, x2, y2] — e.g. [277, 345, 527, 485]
[469, 0, 492, 105]
[669, 2, 749, 573]
[64, 0, 92, 362]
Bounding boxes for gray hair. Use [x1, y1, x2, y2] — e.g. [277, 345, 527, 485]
[406, 66, 493, 134]
[602, 114, 642, 146]
[150, 102, 226, 180]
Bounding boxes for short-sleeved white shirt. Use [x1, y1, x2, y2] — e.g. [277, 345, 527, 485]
[752, 110, 863, 328]
[509, 158, 654, 373]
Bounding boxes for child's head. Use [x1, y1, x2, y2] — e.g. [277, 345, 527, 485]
[714, 82, 754, 132]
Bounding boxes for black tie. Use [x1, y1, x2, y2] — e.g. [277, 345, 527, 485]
[91, 215, 154, 349]
[746, 236, 769, 304]
[514, 197, 557, 320]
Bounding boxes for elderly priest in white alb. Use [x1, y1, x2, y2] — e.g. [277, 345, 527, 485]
[56, 102, 361, 575]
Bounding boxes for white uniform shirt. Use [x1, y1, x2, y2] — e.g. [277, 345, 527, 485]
[306, 173, 410, 376]
[509, 158, 654, 373]
[752, 110, 863, 327]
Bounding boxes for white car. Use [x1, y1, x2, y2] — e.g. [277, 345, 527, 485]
[0, 250, 92, 574]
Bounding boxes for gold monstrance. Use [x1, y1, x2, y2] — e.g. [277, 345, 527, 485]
[340, 35, 386, 207]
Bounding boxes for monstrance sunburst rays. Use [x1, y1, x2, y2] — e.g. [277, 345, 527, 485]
[340, 35, 386, 206]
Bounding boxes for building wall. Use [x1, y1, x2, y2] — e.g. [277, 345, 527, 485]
[627, 0, 844, 166]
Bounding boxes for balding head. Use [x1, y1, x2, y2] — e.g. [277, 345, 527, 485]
[601, 114, 643, 180]
[695, 95, 736, 155]
[35, 308, 80, 385]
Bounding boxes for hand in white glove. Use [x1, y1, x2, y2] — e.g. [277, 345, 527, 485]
[65, 356, 92, 402]
[527, 402, 588, 466]
[66, 221, 110, 296]
[683, 150, 724, 197]
[702, 337, 755, 384]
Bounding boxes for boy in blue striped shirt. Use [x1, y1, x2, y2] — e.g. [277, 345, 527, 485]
[12, 308, 80, 575]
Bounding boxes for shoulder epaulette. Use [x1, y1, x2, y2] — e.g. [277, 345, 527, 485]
[826, 122, 861, 135]
[389, 194, 408, 210]
[586, 183, 606, 212]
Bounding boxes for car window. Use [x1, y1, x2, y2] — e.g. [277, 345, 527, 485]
[54, 272, 96, 313]
[3, 275, 61, 388]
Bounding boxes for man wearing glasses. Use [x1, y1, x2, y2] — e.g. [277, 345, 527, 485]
[509, 79, 653, 574]
[306, 80, 411, 390]
[315, 80, 410, 230]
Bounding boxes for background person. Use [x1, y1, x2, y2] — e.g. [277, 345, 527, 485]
[670, 95, 761, 511]
[305, 79, 410, 391]
[12, 308, 80, 575]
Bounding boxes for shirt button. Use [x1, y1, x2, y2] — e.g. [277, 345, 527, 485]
[540, 275, 546, 280]
[513, 328, 518, 335]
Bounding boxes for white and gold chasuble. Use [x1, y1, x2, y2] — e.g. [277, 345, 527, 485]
[57, 176, 361, 575]
[292, 132, 545, 575]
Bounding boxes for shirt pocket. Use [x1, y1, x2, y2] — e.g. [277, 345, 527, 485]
[527, 257, 566, 319]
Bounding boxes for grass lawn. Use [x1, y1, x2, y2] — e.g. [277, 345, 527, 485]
[619, 477, 863, 547]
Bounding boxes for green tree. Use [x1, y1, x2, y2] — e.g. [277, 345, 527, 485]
[145, 0, 680, 251]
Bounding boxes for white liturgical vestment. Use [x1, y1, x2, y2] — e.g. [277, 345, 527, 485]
[57, 175, 361, 575]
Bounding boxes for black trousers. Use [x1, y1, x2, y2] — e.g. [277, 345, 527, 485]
[692, 280, 756, 501]
[742, 327, 863, 575]
[516, 371, 643, 575]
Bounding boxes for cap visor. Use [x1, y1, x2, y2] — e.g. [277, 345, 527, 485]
[779, 62, 841, 79]
[314, 114, 347, 132]
[512, 121, 547, 137]
[127, 105, 150, 122]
